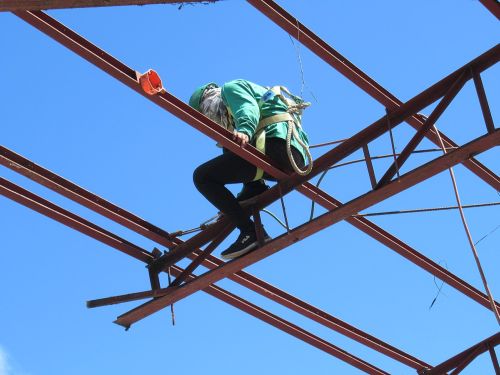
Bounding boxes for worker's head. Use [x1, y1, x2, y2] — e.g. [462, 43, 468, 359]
[189, 82, 233, 131]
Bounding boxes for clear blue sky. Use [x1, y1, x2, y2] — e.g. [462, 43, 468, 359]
[1, 1, 499, 374]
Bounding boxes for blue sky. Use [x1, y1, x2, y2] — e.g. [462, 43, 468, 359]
[1, 1, 499, 374]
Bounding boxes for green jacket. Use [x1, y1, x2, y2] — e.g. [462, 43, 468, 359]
[221, 79, 309, 162]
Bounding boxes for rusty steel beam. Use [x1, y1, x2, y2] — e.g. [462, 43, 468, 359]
[421, 332, 500, 375]
[114, 129, 500, 327]
[0, 151, 429, 369]
[0, 177, 153, 262]
[488, 343, 500, 374]
[479, 0, 500, 19]
[0, 180, 391, 375]
[362, 145, 377, 188]
[472, 70, 496, 134]
[168, 267, 390, 375]
[0, 0, 217, 11]
[5, 141, 499, 318]
[7, 10, 500, 314]
[376, 71, 468, 187]
[247, 0, 500, 192]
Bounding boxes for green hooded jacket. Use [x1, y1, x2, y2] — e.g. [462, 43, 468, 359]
[221, 79, 309, 162]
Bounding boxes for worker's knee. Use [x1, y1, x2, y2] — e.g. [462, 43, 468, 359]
[193, 164, 208, 189]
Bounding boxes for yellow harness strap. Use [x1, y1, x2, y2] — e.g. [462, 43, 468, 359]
[252, 113, 295, 180]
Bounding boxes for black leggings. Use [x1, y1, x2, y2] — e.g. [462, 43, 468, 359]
[193, 138, 305, 231]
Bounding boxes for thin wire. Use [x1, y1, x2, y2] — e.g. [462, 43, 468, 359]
[310, 138, 349, 149]
[288, 19, 318, 103]
[328, 148, 457, 170]
[474, 224, 500, 246]
[308, 147, 456, 220]
[429, 261, 448, 310]
[356, 202, 500, 217]
[262, 209, 288, 230]
[279, 184, 291, 233]
[433, 123, 500, 325]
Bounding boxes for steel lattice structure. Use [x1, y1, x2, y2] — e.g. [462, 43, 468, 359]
[1, 1, 499, 374]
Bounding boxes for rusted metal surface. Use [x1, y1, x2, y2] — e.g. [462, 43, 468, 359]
[247, 0, 500, 191]
[0, 181, 390, 375]
[376, 71, 468, 187]
[488, 343, 500, 374]
[5, 10, 500, 314]
[0, 150, 430, 369]
[422, 332, 500, 375]
[0, 145, 174, 246]
[0, 146, 472, 369]
[114, 130, 500, 327]
[0, 0, 217, 11]
[479, 0, 500, 19]
[170, 269, 391, 375]
[472, 70, 496, 134]
[0, 177, 153, 262]
[169, 224, 233, 287]
[7, 8, 499, 372]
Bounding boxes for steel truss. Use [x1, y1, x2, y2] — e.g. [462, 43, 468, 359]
[1, 2, 499, 374]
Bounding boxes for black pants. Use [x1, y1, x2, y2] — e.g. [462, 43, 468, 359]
[193, 137, 305, 232]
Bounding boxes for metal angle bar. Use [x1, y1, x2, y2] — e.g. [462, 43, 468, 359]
[0, 150, 444, 369]
[0, 145, 174, 247]
[114, 129, 500, 327]
[472, 69, 496, 134]
[449, 345, 485, 375]
[423, 332, 500, 375]
[187, 250, 430, 370]
[0, 0, 217, 11]
[168, 267, 390, 375]
[376, 71, 468, 187]
[0, 163, 426, 368]
[362, 144, 377, 188]
[9, 10, 500, 314]
[247, 0, 500, 191]
[169, 224, 233, 287]
[4, 143, 498, 318]
[0, 158, 473, 371]
[0, 179, 387, 374]
[0, 187, 390, 374]
[479, 0, 500, 20]
[488, 344, 500, 375]
[0, 177, 153, 262]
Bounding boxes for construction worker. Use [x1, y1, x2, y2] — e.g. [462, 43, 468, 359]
[189, 79, 310, 260]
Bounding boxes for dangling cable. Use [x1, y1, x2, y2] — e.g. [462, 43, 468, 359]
[433, 123, 500, 325]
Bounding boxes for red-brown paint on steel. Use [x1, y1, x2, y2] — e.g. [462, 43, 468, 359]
[423, 332, 499, 375]
[0, 179, 388, 375]
[114, 130, 500, 327]
[9, 11, 500, 316]
[247, 0, 500, 191]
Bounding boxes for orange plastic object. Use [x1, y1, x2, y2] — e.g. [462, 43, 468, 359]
[137, 69, 165, 95]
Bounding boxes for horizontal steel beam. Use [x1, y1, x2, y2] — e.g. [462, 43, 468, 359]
[0, 0, 217, 11]
[247, 0, 500, 192]
[0, 178, 389, 375]
[114, 129, 500, 327]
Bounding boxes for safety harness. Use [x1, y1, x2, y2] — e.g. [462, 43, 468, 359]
[251, 86, 313, 180]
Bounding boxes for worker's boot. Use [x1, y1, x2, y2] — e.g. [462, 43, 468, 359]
[221, 226, 271, 260]
[236, 179, 270, 202]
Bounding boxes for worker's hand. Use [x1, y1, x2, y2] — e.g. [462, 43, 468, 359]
[233, 130, 249, 147]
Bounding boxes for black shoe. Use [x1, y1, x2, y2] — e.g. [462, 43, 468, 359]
[221, 228, 271, 260]
[236, 180, 270, 202]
